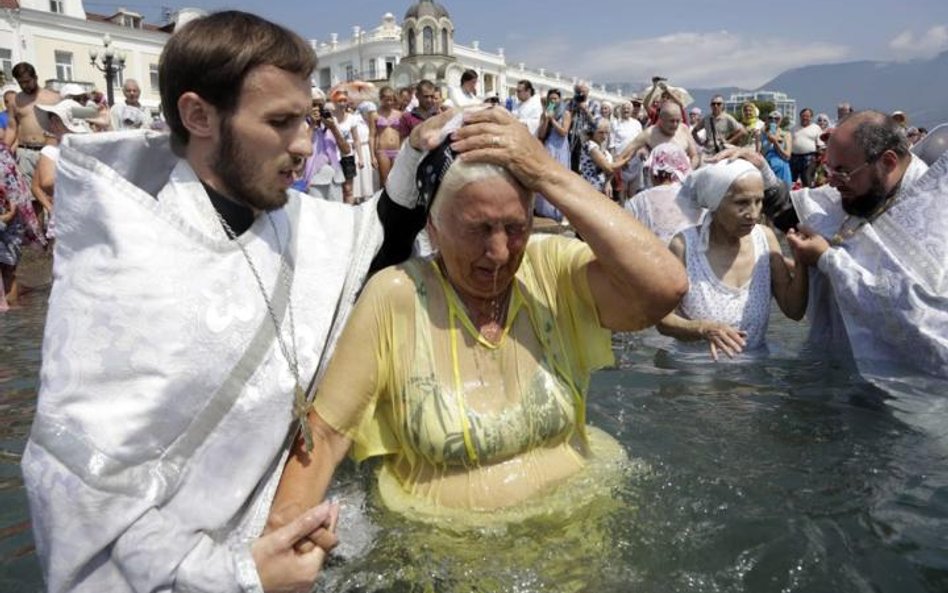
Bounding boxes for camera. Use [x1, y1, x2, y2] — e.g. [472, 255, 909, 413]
[320, 108, 333, 120]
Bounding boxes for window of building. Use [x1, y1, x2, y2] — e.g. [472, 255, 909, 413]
[54, 50, 73, 81]
[407, 28, 416, 56]
[0, 48, 12, 82]
[318, 67, 331, 89]
[49, 0, 64, 13]
[343, 62, 354, 82]
[367, 59, 377, 80]
[149, 63, 159, 92]
[423, 27, 434, 55]
[121, 15, 142, 29]
[385, 57, 396, 79]
[441, 28, 448, 54]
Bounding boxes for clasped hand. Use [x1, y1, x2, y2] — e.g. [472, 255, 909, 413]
[253, 500, 339, 593]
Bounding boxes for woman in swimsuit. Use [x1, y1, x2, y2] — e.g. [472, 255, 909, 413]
[368, 86, 404, 186]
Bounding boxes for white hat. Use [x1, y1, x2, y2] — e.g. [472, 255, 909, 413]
[59, 83, 87, 99]
[34, 99, 95, 134]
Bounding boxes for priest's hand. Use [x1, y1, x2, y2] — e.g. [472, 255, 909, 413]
[786, 227, 829, 267]
[409, 107, 460, 151]
[252, 500, 339, 593]
[709, 145, 766, 169]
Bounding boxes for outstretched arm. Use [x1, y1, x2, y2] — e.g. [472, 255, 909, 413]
[766, 226, 808, 320]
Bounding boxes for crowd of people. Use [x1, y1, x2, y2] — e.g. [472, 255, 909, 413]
[9, 9, 948, 593]
[0, 65, 163, 309]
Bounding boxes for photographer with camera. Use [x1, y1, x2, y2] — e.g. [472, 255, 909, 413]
[567, 82, 594, 173]
[294, 88, 351, 201]
[691, 94, 745, 157]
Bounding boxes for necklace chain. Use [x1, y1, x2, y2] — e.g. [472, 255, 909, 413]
[216, 211, 314, 450]
[435, 257, 511, 344]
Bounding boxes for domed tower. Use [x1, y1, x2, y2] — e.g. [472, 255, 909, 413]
[391, 0, 460, 90]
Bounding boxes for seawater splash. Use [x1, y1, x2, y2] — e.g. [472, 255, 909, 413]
[5, 288, 948, 592]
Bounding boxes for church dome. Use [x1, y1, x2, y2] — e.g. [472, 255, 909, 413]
[404, 0, 451, 20]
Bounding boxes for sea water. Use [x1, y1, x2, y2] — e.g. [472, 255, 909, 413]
[2, 288, 946, 592]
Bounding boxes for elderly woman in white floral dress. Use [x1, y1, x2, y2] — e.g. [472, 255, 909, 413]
[657, 159, 809, 360]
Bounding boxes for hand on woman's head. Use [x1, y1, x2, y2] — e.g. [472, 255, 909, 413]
[708, 146, 764, 169]
[449, 107, 557, 192]
[409, 107, 460, 151]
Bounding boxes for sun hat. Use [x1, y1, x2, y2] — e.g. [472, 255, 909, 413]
[58, 83, 87, 99]
[34, 99, 95, 134]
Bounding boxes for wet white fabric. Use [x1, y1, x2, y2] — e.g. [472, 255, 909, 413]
[678, 158, 759, 213]
[678, 159, 761, 254]
[677, 224, 773, 350]
[624, 183, 704, 245]
[20, 130, 389, 593]
[791, 153, 948, 378]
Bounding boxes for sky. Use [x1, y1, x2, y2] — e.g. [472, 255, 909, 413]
[89, 1, 948, 89]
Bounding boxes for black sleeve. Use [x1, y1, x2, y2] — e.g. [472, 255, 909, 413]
[367, 190, 428, 275]
[763, 182, 800, 233]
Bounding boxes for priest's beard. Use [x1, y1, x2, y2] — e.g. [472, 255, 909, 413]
[842, 169, 892, 218]
[210, 117, 293, 212]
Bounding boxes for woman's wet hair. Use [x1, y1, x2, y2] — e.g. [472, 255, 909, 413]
[430, 160, 528, 227]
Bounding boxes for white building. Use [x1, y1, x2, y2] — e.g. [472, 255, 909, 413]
[311, 1, 629, 105]
[0, 1, 192, 112]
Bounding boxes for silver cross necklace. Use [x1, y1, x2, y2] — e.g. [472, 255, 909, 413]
[216, 210, 314, 451]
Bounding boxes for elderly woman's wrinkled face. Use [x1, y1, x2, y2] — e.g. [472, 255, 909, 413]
[713, 174, 764, 237]
[429, 176, 532, 301]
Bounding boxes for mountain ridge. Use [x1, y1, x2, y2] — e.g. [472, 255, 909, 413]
[605, 50, 948, 128]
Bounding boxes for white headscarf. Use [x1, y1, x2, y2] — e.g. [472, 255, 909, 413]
[679, 159, 759, 213]
[678, 159, 760, 251]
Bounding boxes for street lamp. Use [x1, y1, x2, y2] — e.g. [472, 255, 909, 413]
[89, 33, 126, 106]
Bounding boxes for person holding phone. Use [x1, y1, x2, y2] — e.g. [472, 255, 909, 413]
[760, 110, 792, 187]
[535, 89, 571, 220]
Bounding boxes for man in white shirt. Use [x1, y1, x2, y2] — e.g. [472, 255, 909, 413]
[447, 69, 480, 108]
[110, 79, 154, 130]
[512, 79, 542, 136]
[790, 107, 824, 187]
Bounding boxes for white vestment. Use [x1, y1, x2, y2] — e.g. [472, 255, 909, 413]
[791, 153, 948, 378]
[21, 130, 397, 592]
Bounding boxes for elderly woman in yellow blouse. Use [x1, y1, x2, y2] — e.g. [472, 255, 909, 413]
[269, 108, 687, 527]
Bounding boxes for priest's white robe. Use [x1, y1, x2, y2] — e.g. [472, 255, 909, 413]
[791, 153, 948, 379]
[21, 130, 416, 592]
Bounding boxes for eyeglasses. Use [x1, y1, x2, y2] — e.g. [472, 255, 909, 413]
[711, 101, 724, 106]
[825, 154, 884, 183]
